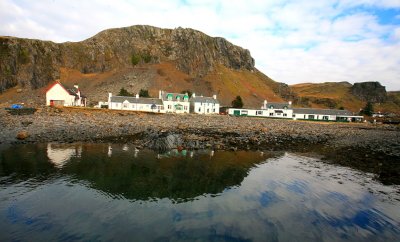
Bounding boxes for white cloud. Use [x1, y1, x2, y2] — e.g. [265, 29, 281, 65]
[0, 0, 399, 90]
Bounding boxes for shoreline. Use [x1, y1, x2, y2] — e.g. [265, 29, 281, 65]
[1, 106, 400, 184]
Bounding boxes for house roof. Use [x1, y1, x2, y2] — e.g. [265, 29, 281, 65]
[110, 96, 163, 105]
[46, 81, 86, 98]
[162, 92, 189, 101]
[190, 96, 219, 104]
[266, 102, 291, 109]
[293, 108, 354, 116]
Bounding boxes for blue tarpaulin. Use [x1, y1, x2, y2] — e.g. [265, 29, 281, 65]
[11, 104, 23, 109]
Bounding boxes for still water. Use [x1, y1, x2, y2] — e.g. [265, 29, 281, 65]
[0, 143, 399, 241]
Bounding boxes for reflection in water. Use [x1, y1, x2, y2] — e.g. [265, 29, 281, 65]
[46, 143, 81, 168]
[0, 143, 399, 241]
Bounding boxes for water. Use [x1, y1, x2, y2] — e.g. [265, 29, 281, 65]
[0, 143, 399, 241]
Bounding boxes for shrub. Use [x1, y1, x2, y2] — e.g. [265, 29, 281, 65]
[131, 54, 141, 66]
[139, 89, 150, 97]
[231, 96, 244, 108]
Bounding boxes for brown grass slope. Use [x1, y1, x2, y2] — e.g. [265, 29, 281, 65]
[291, 82, 400, 114]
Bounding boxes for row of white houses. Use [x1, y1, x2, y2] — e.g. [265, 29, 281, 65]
[107, 90, 220, 114]
[45, 81, 362, 121]
[228, 100, 364, 122]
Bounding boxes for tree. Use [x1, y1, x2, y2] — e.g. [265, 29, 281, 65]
[181, 90, 193, 97]
[139, 89, 150, 97]
[131, 54, 141, 66]
[118, 87, 133, 96]
[361, 102, 374, 116]
[231, 96, 244, 108]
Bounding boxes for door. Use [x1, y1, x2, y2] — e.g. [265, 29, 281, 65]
[233, 110, 240, 116]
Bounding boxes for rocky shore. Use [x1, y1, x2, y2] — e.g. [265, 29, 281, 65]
[1, 106, 400, 184]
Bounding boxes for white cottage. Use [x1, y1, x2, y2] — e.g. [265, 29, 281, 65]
[190, 93, 220, 114]
[108, 93, 165, 113]
[46, 81, 87, 107]
[228, 100, 292, 119]
[292, 108, 363, 122]
[159, 90, 190, 114]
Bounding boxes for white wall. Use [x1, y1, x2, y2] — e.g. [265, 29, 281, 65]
[228, 108, 292, 119]
[293, 113, 336, 121]
[46, 83, 75, 106]
[109, 101, 165, 113]
[192, 102, 220, 114]
[163, 100, 190, 114]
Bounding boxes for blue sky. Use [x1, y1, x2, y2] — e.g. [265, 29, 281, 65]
[1, 0, 399, 90]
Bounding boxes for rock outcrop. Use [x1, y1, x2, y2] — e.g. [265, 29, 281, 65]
[351, 81, 387, 103]
[0, 25, 255, 93]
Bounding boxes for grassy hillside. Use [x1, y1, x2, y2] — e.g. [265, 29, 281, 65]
[291, 82, 400, 114]
[0, 61, 283, 108]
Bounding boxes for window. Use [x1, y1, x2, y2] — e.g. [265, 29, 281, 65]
[167, 94, 173, 101]
[269, 105, 274, 109]
[283, 113, 287, 117]
[198, 108, 201, 112]
[309, 115, 315, 119]
[256, 111, 262, 115]
[323, 116, 329, 120]
[168, 105, 171, 109]
[269, 113, 274, 116]
[293, 114, 296, 118]
[123, 103, 128, 108]
[213, 109, 215, 112]
[132, 104, 135, 109]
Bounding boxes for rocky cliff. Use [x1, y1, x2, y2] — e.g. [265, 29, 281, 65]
[0, 25, 254, 93]
[351, 81, 387, 103]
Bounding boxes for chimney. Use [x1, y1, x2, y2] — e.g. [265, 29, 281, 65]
[135, 94, 139, 99]
[159, 90, 162, 99]
[192, 93, 196, 98]
[108, 93, 112, 106]
[213, 94, 217, 99]
[263, 100, 267, 109]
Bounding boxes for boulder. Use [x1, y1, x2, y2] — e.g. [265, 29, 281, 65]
[16, 130, 29, 140]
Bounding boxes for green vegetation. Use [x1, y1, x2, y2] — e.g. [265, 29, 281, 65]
[360, 102, 374, 116]
[181, 90, 193, 97]
[141, 53, 152, 63]
[231, 96, 244, 108]
[131, 52, 152, 66]
[139, 89, 150, 97]
[18, 48, 30, 64]
[131, 54, 141, 66]
[118, 87, 133, 96]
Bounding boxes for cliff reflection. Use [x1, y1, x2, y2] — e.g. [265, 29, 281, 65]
[61, 144, 281, 201]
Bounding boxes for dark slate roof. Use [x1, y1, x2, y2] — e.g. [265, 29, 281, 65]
[190, 96, 219, 104]
[66, 88, 87, 98]
[293, 108, 354, 116]
[266, 102, 291, 109]
[162, 92, 189, 101]
[110, 96, 163, 105]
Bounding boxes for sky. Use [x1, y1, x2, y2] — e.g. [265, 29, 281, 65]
[1, 0, 400, 91]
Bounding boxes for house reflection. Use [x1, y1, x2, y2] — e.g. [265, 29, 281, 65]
[60, 146, 282, 202]
[47, 143, 82, 168]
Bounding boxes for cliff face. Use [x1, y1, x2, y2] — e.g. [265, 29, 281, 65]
[351, 82, 387, 103]
[0, 25, 255, 93]
[0, 37, 62, 91]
